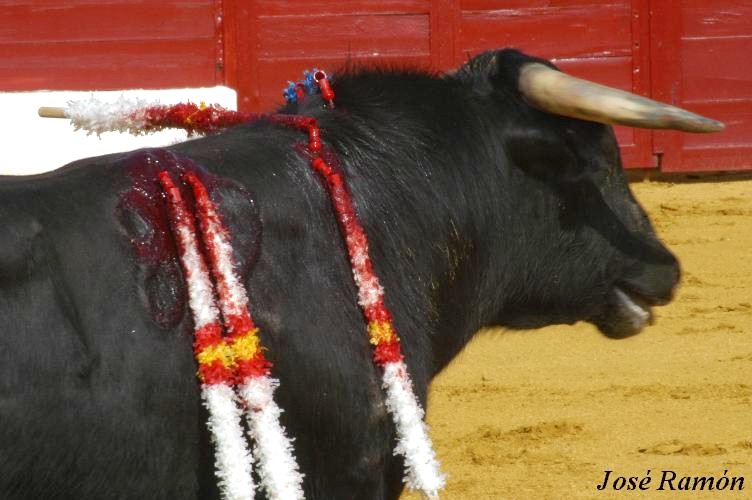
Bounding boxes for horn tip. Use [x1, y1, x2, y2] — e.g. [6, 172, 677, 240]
[672, 108, 725, 133]
[692, 117, 725, 133]
[708, 120, 725, 133]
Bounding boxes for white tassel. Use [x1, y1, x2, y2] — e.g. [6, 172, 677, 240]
[240, 377, 306, 500]
[65, 96, 152, 136]
[190, 176, 305, 499]
[175, 222, 221, 329]
[203, 384, 256, 500]
[381, 361, 445, 499]
[161, 171, 257, 500]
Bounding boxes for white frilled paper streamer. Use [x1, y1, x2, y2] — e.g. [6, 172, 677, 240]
[382, 361, 445, 499]
[193, 176, 305, 499]
[164, 175, 256, 500]
[334, 167, 445, 497]
[240, 377, 306, 500]
[65, 96, 152, 136]
[202, 384, 256, 500]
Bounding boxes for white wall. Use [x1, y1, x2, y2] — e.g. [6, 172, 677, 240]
[0, 87, 237, 176]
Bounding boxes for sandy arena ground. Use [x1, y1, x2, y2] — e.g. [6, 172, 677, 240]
[404, 177, 752, 499]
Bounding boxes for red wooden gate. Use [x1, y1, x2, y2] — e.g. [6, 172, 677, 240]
[2, 0, 749, 172]
[651, 0, 752, 172]
[0, 1, 222, 91]
[449, 0, 655, 169]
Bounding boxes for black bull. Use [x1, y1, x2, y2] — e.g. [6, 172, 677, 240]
[0, 50, 680, 498]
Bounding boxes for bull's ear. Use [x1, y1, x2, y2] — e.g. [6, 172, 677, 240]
[455, 49, 556, 96]
[0, 208, 42, 282]
[487, 49, 558, 96]
[504, 125, 582, 182]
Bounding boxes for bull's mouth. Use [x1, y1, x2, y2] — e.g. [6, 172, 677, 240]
[592, 286, 656, 338]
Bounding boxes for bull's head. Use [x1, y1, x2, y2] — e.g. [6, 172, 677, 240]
[448, 50, 720, 340]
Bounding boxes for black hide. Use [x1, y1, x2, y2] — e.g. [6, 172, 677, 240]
[0, 49, 679, 499]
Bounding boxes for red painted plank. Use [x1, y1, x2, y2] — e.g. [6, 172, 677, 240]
[675, 146, 752, 172]
[681, 37, 752, 103]
[257, 14, 431, 60]
[0, 1, 214, 43]
[461, 0, 628, 9]
[0, 0, 219, 93]
[254, 0, 430, 16]
[681, 0, 752, 38]
[459, 4, 632, 60]
[0, 39, 216, 91]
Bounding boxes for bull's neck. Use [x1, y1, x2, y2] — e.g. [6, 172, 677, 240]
[314, 93, 503, 377]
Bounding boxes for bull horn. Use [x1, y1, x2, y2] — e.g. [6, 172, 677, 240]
[518, 63, 725, 133]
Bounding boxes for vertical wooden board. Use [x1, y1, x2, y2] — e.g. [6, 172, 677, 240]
[222, 0, 240, 91]
[213, 0, 225, 85]
[430, 0, 461, 71]
[649, 0, 684, 171]
[224, 0, 259, 111]
[629, 0, 655, 168]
